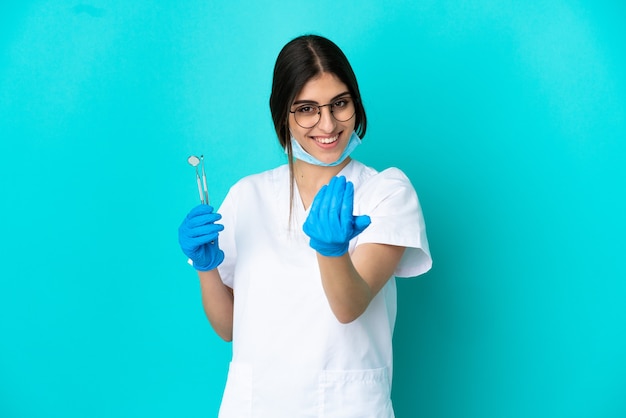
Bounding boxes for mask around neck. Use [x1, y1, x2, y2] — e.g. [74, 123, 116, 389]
[287, 131, 361, 167]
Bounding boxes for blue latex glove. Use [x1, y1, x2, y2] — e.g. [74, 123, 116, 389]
[178, 205, 225, 271]
[303, 176, 371, 257]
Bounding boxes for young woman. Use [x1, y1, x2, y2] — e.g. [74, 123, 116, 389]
[178, 34, 432, 418]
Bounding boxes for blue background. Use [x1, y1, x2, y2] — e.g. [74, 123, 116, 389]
[1, 1, 625, 417]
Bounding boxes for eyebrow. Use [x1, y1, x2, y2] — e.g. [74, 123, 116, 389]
[292, 91, 351, 106]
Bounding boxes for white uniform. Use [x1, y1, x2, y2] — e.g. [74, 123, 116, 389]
[216, 160, 431, 417]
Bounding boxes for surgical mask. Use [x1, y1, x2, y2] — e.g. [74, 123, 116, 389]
[287, 131, 361, 167]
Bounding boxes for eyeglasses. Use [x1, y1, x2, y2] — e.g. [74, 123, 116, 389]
[289, 96, 356, 128]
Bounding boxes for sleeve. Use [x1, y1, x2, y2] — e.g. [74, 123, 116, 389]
[354, 168, 432, 278]
[216, 185, 238, 288]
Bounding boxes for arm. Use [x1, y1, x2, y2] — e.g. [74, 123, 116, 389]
[317, 243, 405, 323]
[303, 176, 407, 323]
[198, 269, 234, 341]
[178, 204, 233, 341]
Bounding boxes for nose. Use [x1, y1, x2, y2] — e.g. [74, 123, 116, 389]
[316, 105, 336, 133]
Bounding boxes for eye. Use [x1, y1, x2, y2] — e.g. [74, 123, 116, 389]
[333, 98, 351, 108]
[295, 105, 318, 115]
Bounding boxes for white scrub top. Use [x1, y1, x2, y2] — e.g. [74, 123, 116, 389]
[216, 160, 431, 418]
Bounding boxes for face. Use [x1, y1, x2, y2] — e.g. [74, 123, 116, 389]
[289, 72, 356, 166]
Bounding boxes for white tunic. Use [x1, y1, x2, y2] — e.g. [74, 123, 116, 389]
[216, 160, 431, 417]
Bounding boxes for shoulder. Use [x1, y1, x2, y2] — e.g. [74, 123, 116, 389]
[218, 165, 289, 215]
[365, 167, 412, 189]
[345, 160, 413, 190]
[353, 163, 417, 205]
[227, 164, 289, 194]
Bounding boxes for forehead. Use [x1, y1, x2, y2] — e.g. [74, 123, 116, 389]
[294, 72, 349, 102]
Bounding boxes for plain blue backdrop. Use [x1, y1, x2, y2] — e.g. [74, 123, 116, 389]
[1, 1, 625, 417]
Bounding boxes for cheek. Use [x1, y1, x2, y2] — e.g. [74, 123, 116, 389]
[340, 113, 357, 132]
[288, 118, 307, 138]
[287, 116, 298, 135]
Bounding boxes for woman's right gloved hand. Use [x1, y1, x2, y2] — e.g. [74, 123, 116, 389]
[303, 176, 371, 257]
[178, 205, 225, 271]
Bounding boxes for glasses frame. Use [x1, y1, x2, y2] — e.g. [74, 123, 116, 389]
[289, 96, 356, 129]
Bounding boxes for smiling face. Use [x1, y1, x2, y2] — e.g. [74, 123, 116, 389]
[288, 72, 356, 166]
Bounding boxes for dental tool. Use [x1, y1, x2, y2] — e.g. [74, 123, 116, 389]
[187, 155, 207, 205]
[201, 155, 209, 205]
[186, 154, 215, 244]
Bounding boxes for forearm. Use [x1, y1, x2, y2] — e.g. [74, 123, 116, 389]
[317, 253, 372, 324]
[198, 269, 234, 342]
[316, 243, 406, 324]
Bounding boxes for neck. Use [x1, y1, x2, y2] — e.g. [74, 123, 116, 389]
[293, 157, 352, 209]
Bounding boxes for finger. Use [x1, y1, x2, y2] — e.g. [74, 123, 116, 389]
[186, 235, 218, 249]
[327, 176, 346, 230]
[187, 204, 214, 218]
[189, 222, 224, 237]
[180, 228, 216, 248]
[340, 180, 355, 226]
[310, 184, 327, 218]
[187, 212, 222, 228]
[328, 176, 346, 212]
[318, 181, 332, 216]
[185, 226, 223, 245]
[183, 222, 224, 239]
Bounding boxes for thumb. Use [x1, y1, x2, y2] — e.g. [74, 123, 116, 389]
[353, 215, 371, 235]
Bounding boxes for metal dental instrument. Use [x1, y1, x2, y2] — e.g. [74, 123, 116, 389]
[187, 155, 208, 205]
[201, 155, 209, 204]
[187, 154, 215, 243]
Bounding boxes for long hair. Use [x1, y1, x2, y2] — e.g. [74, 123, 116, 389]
[269, 35, 367, 220]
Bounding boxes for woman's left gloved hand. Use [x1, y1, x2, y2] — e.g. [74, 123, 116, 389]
[303, 176, 371, 257]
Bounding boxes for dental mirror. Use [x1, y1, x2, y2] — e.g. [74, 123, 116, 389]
[187, 155, 205, 204]
[187, 155, 201, 167]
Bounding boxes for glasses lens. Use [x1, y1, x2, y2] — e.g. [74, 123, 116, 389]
[332, 97, 355, 122]
[293, 105, 319, 128]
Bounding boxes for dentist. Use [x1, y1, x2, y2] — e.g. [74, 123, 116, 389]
[178, 34, 432, 417]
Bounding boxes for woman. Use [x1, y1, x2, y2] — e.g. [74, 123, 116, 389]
[178, 34, 432, 417]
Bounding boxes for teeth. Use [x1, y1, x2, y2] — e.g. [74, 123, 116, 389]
[314, 135, 338, 144]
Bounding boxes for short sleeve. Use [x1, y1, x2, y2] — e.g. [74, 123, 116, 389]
[354, 168, 432, 278]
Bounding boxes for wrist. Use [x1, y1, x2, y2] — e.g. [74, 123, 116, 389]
[192, 251, 225, 271]
[309, 238, 348, 257]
